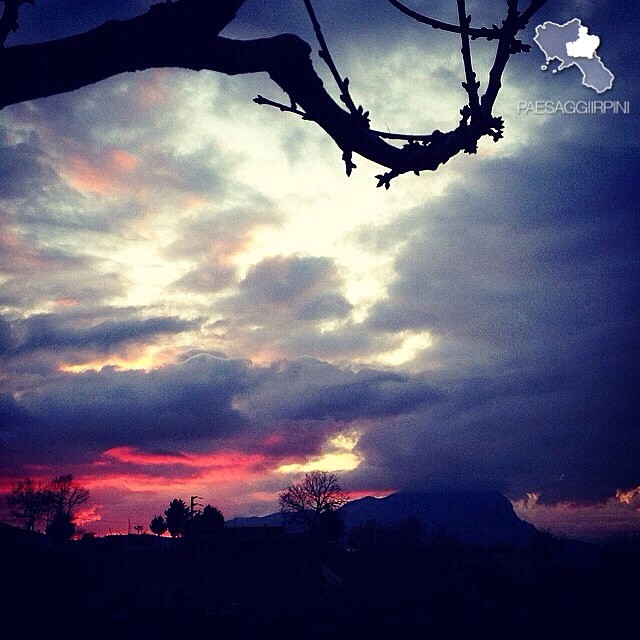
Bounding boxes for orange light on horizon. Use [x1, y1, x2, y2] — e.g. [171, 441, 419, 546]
[58, 345, 177, 373]
[346, 488, 396, 501]
[615, 486, 640, 507]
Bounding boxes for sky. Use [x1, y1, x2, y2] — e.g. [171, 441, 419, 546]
[0, 0, 638, 543]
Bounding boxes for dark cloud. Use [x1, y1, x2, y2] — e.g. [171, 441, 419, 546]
[351, 367, 640, 505]
[0, 353, 442, 470]
[1, 353, 254, 466]
[0, 133, 57, 199]
[2, 0, 639, 536]
[0, 392, 29, 427]
[229, 0, 468, 51]
[231, 254, 352, 321]
[246, 357, 441, 422]
[0, 316, 11, 354]
[5, 314, 198, 356]
[355, 138, 640, 504]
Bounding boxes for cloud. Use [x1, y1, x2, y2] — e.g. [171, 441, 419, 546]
[168, 205, 283, 293]
[6, 314, 198, 356]
[348, 138, 640, 504]
[1, 353, 254, 467]
[246, 357, 441, 422]
[2, 0, 639, 539]
[233, 254, 352, 320]
[512, 491, 640, 542]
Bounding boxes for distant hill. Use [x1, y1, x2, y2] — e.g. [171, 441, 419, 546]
[339, 490, 538, 546]
[227, 490, 538, 546]
[226, 512, 285, 528]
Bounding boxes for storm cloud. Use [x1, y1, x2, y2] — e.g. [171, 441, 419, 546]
[0, 0, 638, 539]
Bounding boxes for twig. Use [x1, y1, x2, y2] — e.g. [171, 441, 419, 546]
[0, 0, 537, 189]
[302, 0, 358, 116]
[370, 129, 435, 142]
[385, 0, 502, 40]
[456, 0, 480, 118]
[518, 0, 549, 27]
[480, 0, 522, 114]
[254, 94, 308, 118]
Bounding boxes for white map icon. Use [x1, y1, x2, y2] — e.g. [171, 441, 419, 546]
[534, 19, 614, 93]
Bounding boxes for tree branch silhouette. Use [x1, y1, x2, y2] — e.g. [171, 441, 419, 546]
[0, 0, 549, 186]
[385, 0, 502, 39]
[0, 0, 34, 47]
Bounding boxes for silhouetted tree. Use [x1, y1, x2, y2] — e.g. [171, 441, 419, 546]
[279, 470, 349, 539]
[200, 504, 225, 529]
[6, 478, 51, 531]
[164, 498, 190, 538]
[187, 504, 225, 538]
[0, 0, 550, 187]
[48, 474, 89, 521]
[150, 514, 168, 536]
[45, 511, 75, 543]
[6, 475, 89, 532]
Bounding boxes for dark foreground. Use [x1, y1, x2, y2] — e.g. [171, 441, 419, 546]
[2, 524, 638, 639]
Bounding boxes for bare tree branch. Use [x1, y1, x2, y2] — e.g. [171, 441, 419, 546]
[519, 0, 550, 27]
[279, 470, 349, 537]
[481, 0, 523, 115]
[302, 0, 356, 116]
[0, 0, 245, 106]
[456, 0, 481, 118]
[0, 0, 544, 187]
[254, 93, 308, 118]
[385, 0, 502, 40]
[0, 0, 34, 47]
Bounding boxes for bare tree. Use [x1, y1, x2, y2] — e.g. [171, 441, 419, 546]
[279, 470, 349, 538]
[6, 474, 89, 533]
[6, 477, 50, 531]
[48, 474, 90, 520]
[0, 0, 549, 187]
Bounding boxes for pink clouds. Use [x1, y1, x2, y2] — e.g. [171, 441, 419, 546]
[60, 149, 142, 196]
[101, 446, 270, 474]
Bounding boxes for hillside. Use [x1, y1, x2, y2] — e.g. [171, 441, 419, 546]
[228, 489, 538, 546]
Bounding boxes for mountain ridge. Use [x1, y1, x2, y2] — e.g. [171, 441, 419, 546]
[226, 489, 538, 546]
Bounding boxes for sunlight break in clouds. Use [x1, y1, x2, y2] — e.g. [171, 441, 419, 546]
[1, 1, 638, 542]
[58, 344, 178, 373]
[276, 429, 363, 474]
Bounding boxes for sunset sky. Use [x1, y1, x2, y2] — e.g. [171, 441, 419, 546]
[1, 0, 638, 542]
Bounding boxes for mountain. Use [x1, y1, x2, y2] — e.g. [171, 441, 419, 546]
[339, 490, 538, 546]
[227, 490, 538, 546]
[226, 512, 285, 528]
